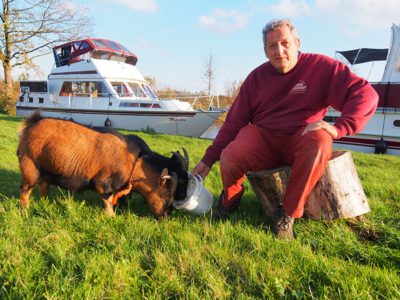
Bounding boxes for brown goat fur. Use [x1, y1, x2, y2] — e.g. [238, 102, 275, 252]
[17, 112, 177, 217]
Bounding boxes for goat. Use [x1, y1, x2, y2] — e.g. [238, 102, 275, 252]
[17, 112, 180, 218]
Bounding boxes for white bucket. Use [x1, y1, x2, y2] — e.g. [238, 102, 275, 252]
[173, 174, 213, 215]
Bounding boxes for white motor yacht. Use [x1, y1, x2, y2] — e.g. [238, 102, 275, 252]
[16, 38, 224, 137]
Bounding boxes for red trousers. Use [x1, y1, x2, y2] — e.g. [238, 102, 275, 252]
[220, 124, 333, 218]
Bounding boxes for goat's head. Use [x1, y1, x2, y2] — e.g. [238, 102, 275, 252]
[168, 147, 190, 201]
[132, 159, 178, 219]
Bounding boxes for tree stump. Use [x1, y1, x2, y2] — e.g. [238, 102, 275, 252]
[247, 151, 370, 220]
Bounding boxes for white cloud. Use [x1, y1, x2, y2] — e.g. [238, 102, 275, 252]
[315, 0, 400, 31]
[314, 0, 340, 11]
[263, 0, 400, 35]
[268, 0, 311, 17]
[105, 0, 158, 13]
[198, 9, 249, 34]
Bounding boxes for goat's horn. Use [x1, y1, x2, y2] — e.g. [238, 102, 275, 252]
[182, 147, 189, 167]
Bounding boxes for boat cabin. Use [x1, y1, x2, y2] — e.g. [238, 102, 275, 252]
[53, 38, 138, 67]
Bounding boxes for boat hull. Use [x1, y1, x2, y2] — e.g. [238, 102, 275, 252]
[326, 109, 400, 156]
[16, 106, 223, 138]
[333, 135, 400, 156]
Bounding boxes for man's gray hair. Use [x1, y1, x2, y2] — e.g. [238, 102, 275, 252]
[262, 19, 298, 45]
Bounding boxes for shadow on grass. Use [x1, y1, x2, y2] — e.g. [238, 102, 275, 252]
[0, 168, 21, 198]
[114, 192, 267, 225]
[0, 166, 159, 218]
[0, 115, 23, 123]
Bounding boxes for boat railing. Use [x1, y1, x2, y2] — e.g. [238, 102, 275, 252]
[157, 94, 221, 111]
[62, 92, 165, 110]
[63, 92, 150, 99]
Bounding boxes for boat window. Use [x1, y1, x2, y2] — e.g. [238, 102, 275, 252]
[127, 82, 147, 98]
[396, 52, 400, 72]
[119, 102, 139, 107]
[61, 46, 71, 57]
[394, 120, 400, 127]
[60, 81, 109, 97]
[74, 41, 90, 51]
[138, 103, 155, 108]
[110, 82, 130, 97]
[59, 46, 72, 66]
[108, 41, 124, 51]
[39, 97, 44, 103]
[20, 81, 47, 93]
[141, 84, 157, 99]
[92, 39, 109, 50]
[73, 41, 82, 50]
[29, 97, 33, 103]
[119, 102, 160, 108]
[119, 44, 132, 53]
[323, 116, 338, 123]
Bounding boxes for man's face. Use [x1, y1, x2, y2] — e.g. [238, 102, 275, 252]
[264, 25, 300, 74]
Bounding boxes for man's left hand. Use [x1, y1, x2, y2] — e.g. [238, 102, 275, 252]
[302, 120, 338, 139]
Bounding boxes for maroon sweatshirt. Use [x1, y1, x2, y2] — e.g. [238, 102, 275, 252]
[202, 52, 378, 167]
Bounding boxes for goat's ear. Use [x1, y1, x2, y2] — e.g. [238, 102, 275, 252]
[160, 168, 170, 185]
[160, 168, 178, 191]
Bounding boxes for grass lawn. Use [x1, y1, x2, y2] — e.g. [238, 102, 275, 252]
[0, 113, 399, 299]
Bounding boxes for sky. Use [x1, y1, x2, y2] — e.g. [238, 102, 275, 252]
[28, 0, 400, 94]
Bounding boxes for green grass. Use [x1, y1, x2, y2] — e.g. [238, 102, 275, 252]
[0, 113, 399, 299]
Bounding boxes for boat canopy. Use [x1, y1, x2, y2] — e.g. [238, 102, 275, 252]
[53, 38, 138, 67]
[336, 48, 388, 65]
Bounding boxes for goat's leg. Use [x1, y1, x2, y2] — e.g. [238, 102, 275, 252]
[19, 157, 39, 208]
[102, 193, 115, 217]
[94, 174, 117, 216]
[20, 183, 34, 208]
[38, 179, 50, 198]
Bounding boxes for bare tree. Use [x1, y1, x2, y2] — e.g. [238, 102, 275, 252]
[203, 51, 216, 96]
[225, 79, 243, 100]
[0, 0, 93, 91]
[144, 76, 158, 93]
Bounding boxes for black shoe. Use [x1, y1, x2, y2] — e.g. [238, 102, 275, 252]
[273, 205, 295, 239]
[210, 186, 245, 221]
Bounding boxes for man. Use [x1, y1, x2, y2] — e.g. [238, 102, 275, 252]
[192, 19, 378, 239]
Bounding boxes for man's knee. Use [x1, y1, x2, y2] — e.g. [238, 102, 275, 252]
[220, 145, 241, 169]
[220, 125, 259, 166]
[220, 123, 277, 172]
[314, 129, 333, 154]
[299, 129, 333, 159]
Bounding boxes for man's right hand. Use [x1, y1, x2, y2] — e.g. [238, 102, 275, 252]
[302, 120, 338, 139]
[192, 161, 211, 179]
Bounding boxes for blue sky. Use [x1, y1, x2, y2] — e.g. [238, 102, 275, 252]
[33, 0, 400, 94]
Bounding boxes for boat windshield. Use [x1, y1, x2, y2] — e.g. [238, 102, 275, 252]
[108, 81, 158, 99]
[141, 84, 157, 99]
[126, 82, 159, 99]
[110, 81, 131, 97]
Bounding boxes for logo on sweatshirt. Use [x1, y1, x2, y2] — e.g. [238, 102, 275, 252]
[289, 80, 307, 94]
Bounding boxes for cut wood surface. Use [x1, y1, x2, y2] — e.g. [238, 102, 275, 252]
[247, 151, 370, 220]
